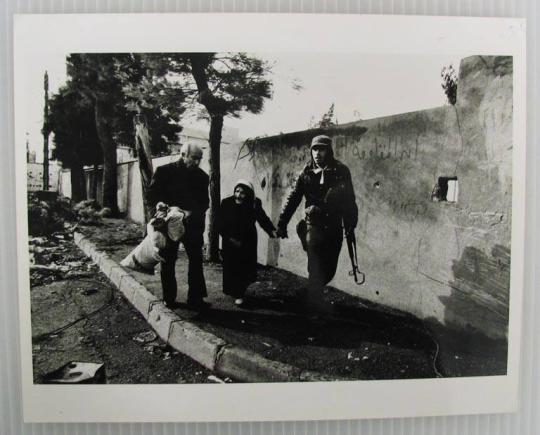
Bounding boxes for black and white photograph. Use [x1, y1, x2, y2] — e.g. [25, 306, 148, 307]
[14, 14, 526, 422]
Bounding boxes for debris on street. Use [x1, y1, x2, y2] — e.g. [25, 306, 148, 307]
[133, 331, 158, 343]
[73, 199, 106, 225]
[27, 193, 75, 236]
[42, 361, 106, 384]
[207, 375, 226, 384]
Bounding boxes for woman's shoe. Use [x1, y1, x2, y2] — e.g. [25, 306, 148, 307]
[234, 298, 244, 306]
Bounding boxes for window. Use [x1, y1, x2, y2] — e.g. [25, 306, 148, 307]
[431, 176, 458, 203]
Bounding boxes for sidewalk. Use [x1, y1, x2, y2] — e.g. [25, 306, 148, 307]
[75, 219, 508, 382]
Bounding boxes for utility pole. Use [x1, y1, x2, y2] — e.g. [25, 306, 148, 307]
[42, 71, 50, 191]
[26, 132, 30, 162]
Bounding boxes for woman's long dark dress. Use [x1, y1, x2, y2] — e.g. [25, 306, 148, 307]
[218, 196, 275, 297]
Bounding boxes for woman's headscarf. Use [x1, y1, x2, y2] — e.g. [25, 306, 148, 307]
[234, 179, 255, 204]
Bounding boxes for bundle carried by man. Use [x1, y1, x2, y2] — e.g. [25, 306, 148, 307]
[120, 202, 186, 274]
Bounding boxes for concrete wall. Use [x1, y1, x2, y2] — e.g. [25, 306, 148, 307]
[27, 161, 62, 192]
[59, 154, 190, 222]
[223, 55, 513, 339]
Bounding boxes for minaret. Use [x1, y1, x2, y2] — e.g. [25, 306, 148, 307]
[42, 71, 50, 190]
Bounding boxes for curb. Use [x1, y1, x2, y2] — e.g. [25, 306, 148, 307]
[73, 232, 347, 383]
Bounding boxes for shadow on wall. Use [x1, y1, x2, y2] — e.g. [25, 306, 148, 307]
[442, 244, 511, 339]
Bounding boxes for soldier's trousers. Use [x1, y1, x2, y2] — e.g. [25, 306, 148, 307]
[304, 223, 343, 310]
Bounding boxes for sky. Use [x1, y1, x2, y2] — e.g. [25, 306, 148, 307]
[24, 52, 464, 162]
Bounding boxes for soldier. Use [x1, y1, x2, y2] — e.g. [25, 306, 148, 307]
[276, 135, 358, 310]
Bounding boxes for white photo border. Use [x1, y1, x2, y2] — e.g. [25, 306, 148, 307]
[14, 13, 526, 423]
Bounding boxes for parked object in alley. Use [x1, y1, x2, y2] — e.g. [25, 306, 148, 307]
[42, 361, 106, 384]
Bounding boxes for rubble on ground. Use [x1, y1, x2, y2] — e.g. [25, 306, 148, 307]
[133, 331, 158, 344]
[28, 194, 110, 237]
[29, 231, 97, 287]
[27, 195, 114, 286]
[72, 199, 106, 225]
[27, 193, 75, 236]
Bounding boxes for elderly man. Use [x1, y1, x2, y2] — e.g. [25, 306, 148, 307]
[147, 143, 210, 310]
[276, 135, 358, 311]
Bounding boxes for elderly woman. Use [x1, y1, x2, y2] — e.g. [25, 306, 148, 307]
[218, 180, 276, 306]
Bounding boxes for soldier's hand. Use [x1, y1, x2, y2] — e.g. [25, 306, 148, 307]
[344, 226, 355, 238]
[276, 227, 288, 239]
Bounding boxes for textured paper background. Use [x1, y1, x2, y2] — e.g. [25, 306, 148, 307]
[1, 1, 538, 434]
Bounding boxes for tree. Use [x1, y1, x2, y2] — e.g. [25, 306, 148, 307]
[49, 85, 102, 202]
[183, 53, 273, 262]
[66, 54, 128, 215]
[309, 103, 338, 129]
[65, 53, 186, 215]
[441, 64, 458, 106]
[118, 53, 187, 223]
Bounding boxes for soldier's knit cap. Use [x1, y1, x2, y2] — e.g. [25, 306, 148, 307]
[310, 135, 333, 150]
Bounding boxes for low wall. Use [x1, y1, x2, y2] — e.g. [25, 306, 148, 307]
[223, 55, 513, 339]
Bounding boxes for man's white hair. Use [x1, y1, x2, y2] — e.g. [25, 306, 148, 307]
[181, 143, 203, 157]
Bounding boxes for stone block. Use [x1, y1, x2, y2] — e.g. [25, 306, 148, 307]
[99, 256, 116, 277]
[90, 248, 103, 264]
[131, 286, 159, 318]
[118, 275, 143, 302]
[215, 346, 300, 383]
[109, 266, 129, 288]
[147, 304, 178, 341]
[168, 322, 226, 371]
[75, 236, 89, 253]
[73, 232, 84, 245]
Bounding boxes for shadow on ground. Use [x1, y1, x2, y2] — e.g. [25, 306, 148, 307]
[79, 219, 508, 381]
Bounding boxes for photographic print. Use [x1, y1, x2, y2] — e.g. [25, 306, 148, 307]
[14, 14, 526, 422]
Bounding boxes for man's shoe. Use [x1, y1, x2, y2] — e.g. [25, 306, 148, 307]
[164, 301, 182, 309]
[186, 299, 211, 311]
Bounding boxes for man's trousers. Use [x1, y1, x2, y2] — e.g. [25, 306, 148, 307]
[159, 229, 207, 305]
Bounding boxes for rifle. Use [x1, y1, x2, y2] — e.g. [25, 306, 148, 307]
[346, 231, 365, 285]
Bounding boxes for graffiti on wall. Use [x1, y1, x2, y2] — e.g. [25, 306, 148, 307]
[348, 135, 421, 162]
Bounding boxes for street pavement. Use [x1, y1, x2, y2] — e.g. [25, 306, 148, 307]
[30, 235, 220, 384]
[73, 219, 509, 381]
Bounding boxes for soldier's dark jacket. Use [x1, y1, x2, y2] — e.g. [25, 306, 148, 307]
[277, 157, 358, 231]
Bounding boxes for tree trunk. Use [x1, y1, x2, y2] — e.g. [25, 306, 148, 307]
[207, 114, 223, 262]
[189, 54, 227, 263]
[70, 150, 86, 203]
[94, 99, 119, 215]
[90, 160, 99, 200]
[134, 115, 154, 224]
